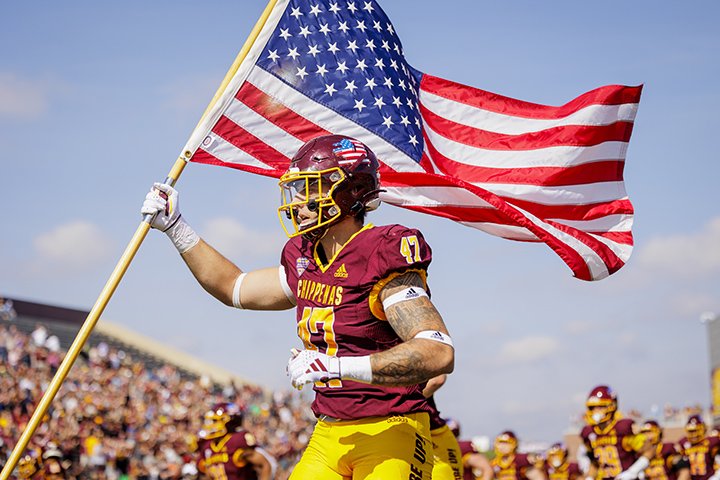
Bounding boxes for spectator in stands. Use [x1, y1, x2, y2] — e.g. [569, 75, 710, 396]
[0, 297, 17, 321]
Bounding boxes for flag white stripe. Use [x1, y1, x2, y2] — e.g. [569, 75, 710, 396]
[199, 132, 274, 170]
[247, 66, 425, 173]
[551, 214, 633, 232]
[425, 122, 629, 169]
[590, 234, 633, 262]
[380, 185, 494, 208]
[473, 181, 627, 206]
[459, 222, 538, 241]
[224, 97, 304, 159]
[420, 89, 639, 135]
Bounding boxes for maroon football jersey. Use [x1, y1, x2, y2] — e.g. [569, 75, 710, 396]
[545, 461, 581, 480]
[677, 436, 720, 480]
[427, 395, 447, 430]
[491, 453, 534, 480]
[197, 431, 259, 480]
[281, 223, 434, 419]
[644, 443, 684, 480]
[581, 418, 639, 479]
[458, 440, 480, 480]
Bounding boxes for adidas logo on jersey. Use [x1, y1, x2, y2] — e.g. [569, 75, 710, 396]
[334, 264, 348, 278]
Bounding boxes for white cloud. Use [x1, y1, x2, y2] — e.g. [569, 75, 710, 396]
[497, 335, 560, 364]
[636, 217, 720, 277]
[32, 221, 114, 271]
[0, 73, 49, 120]
[670, 292, 720, 317]
[202, 217, 284, 261]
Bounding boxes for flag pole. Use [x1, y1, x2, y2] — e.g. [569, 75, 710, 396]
[0, 1, 279, 478]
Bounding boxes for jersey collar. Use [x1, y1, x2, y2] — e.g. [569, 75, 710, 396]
[313, 223, 374, 272]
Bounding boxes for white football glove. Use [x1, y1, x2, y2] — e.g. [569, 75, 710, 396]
[287, 349, 340, 389]
[141, 182, 181, 231]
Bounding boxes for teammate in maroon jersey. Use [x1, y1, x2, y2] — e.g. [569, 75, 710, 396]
[489, 431, 546, 480]
[452, 422, 492, 480]
[143, 134, 454, 479]
[676, 415, 720, 480]
[579, 385, 653, 480]
[639, 420, 689, 480]
[196, 403, 274, 480]
[544, 443, 580, 480]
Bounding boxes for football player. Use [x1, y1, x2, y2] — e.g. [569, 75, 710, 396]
[676, 415, 720, 480]
[544, 443, 580, 480]
[490, 431, 546, 480]
[579, 385, 653, 480]
[196, 403, 274, 480]
[423, 374, 464, 479]
[142, 135, 454, 479]
[639, 420, 689, 480]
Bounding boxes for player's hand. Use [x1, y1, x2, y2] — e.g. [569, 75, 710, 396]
[286, 348, 340, 389]
[141, 182, 181, 231]
[615, 471, 637, 480]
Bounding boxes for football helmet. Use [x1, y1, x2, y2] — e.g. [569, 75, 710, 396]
[17, 453, 41, 479]
[546, 443, 568, 468]
[278, 135, 381, 239]
[640, 420, 662, 445]
[685, 414, 706, 444]
[585, 385, 618, 426]
[198, 402, 244, 440]
[494, 430, 518, 456]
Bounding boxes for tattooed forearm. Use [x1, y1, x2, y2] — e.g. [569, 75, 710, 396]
[385, 296, 441, 340]
[371, 344, 437, 385]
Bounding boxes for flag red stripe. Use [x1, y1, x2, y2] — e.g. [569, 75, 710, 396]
[547, 220, 626, 276]
[191, 149, 283, 179]
[421, 75, 642, 119]
[591, 231, 634, 245]
[236, 81, 330, 142]
[212, 116, 289, 170]
[420, 104, 635, 150]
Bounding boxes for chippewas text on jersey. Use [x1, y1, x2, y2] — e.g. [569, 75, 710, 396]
[296, 279, 343, 305]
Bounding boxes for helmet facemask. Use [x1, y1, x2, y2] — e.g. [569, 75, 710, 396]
[686, 418, 706, 444]
[278, 167, 348, 239]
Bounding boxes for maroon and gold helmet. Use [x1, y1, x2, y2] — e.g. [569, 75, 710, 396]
[278, 135, 381, 239]
[585, 385, 618, 426]
[547, 443, 568, 468]
[198, 402, 244, 440]
[685, 414, 707, 444]
[494, 430, 518, 456]
[640, 420, 662, 445]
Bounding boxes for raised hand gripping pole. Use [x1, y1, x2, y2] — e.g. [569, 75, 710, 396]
[0, 1, 279, 478]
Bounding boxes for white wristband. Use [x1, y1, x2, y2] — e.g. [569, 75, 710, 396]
[232, 273, 247, 309]
[339, 355, 372, 383]
[382, 287, 428, 310]
[627, 457, 650, 476]
[165, 216, 200, 254]
[414, 330, 454, 348]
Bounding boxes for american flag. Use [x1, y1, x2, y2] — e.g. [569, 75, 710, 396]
[186, 0, 642, 281]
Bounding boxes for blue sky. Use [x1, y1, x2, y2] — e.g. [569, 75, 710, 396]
[2, 1, 719, 444]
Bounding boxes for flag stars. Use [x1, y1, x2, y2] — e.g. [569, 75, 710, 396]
[345, 80, 358, 93]
[290, 7, 303, 19]
[329, 2, 341, 13]
[365, 39, 376, 51]
[338, 21, 350, 33]
[381, 40, 391, 52]
[319, 23, 331, 35]
[408, 135, 419, 146]
[308, 44, 321, 56]
[390, 59, 399, 71]
[398, 79, 406, 90]
[363, 2, 374, 12]
[365, 78, 377, 90]
[336, 61, 349, 74]
[373, 21, 382, 32]
[355, 59, 367, 71]
[400, 115, 410, 126]
[415, 117, 421, 128]
[392, 96, 402, 107]
[347, 2, 358, 13]
[328, 42, 340, 54]
[374, 96, 386, 108]
[279, 28, 292, 40]
[347, 40, 359, 53]
[267, 50, 279, 62]
[356, 20, 367, 33]
[382, 116, 394, 128]
[299, 25, 312, 38]
[309, 4, 322, 15]
[386, 23, 394, 34]
[394, 43, 401, 54]
[383, 77, 394, 88]
[354, 99, 366, 112]
[324, 83, 337, 96]
[316, 64, 329, 76]
[295, 66, 309, 79]
[287, 47, 300, 60]
[374, 58, 385, 69]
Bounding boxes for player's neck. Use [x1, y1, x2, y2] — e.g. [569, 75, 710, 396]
[319, 217, 364, 257]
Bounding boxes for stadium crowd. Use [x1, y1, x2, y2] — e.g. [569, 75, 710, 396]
[0, 323, 314, 480]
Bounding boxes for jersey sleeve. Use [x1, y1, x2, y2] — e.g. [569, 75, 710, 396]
[368, 226, 433, 320]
